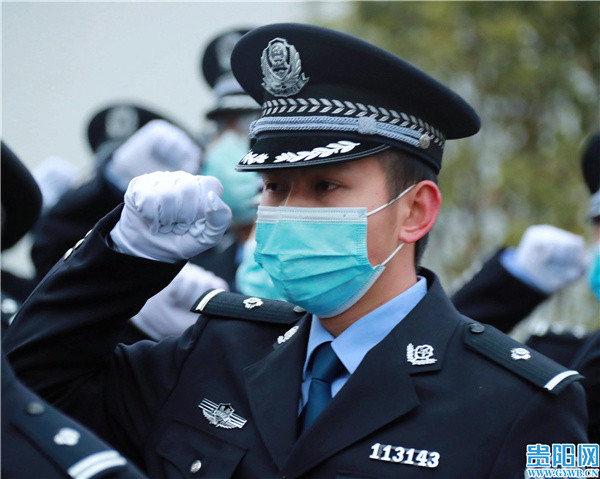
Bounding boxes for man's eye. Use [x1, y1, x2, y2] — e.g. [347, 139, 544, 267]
[264, 182, 285, 192]
[315, 181, 338, 191]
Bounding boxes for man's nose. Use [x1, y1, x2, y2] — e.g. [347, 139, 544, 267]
[283, 186, 316, 208]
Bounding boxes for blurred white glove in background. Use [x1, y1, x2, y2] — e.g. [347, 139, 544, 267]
[32, 156, 79, 210]
[131, 262, 228, 340]
[509, 224, 588, 294]
[110, 171, 231, 262]
[105, 120, 202, 191]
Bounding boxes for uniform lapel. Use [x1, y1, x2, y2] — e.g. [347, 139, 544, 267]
[281, 324, 419, 477]
[282, 270, 461, 478]
[244, 315, 310, 470]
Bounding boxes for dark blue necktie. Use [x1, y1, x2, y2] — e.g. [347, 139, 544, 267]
[299, 342, 345, 434]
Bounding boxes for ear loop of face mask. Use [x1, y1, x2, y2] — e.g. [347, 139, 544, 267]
[365, 183, 416, 267]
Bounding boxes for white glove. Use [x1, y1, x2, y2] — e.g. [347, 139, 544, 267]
[110, 171, 232, 262]
[513, 225, 588, 293]
[130, 263, 228, 340]
[33, 157, 79, 210]
[105, 120, 201, 191]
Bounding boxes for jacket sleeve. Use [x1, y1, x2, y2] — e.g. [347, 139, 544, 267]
[489, 381, 588, 479]
[3, 205, 197, 464]
[31, 174, 124, 280]
[451, 250, 550, 333]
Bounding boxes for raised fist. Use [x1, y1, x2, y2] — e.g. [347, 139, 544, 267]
[105, 120, 202, 191]
[512, 225, 588, 293]
[110, 171, 231, 262]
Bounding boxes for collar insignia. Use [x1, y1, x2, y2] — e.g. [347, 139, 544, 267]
[243, 297, 264, 310]
[407, 343, 437, 366]
[199, 399, 247, 429]
[510, 347, 531, 360]
[277, 325, 299, 344]
[261, 37, 309, 97]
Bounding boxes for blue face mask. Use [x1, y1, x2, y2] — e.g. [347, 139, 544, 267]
[588, 243, 600, 300]
[203, 130, 261, 225]
[235, 238, 285, 301]
[254, 185, 415, 317]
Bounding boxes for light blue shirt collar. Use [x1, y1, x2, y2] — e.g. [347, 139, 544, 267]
[302, 276, 428, 392]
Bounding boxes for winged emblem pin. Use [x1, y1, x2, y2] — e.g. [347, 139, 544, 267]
[199, 399, 247, 429]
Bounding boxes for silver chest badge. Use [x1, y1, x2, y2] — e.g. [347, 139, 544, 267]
[261, 37, 309, 97]
[199, 399, 247, 429]
[407, 343, 437, 366]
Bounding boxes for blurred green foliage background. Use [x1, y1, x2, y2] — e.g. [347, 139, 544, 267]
[312, 1, 599, 327]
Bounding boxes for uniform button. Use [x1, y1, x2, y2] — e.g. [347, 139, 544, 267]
[74, 238, 85, 249]
[293, 305, 306, 314]
[54, 427, 80, 446]
[1, 298, 18, 315]
[469, 323, 485, 334]
[64, 248, 73, 260]
[190, 460, 202, 474]
[26, 401, 45, 415]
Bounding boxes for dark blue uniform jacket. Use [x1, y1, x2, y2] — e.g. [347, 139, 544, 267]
[4, 208, 588, 479]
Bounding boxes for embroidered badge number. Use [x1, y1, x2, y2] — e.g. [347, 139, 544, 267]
[369, 442, 440, 468]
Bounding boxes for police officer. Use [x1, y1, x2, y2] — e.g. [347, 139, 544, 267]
[2, 354, 148, 479]
[1, 142, 43, 315]
[194, 28, 263, 289]
[456, 132, 600, 442]
[5, 24, 587, 478]
[452, 133, 599, 366]
[1, 143, 146, 479]
[30, 103, 199, 281]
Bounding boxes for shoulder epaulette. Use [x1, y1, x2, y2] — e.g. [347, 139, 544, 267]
[464, 322, 583, 395]
[192, 289, 307, 325]
[13, 395, 131, 479]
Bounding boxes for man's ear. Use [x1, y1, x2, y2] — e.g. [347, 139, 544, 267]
[397, 180, 441, 243]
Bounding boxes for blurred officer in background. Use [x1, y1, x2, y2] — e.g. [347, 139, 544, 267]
[1, 142, 43, 313]
[30, 103, 194, 280]
[1, 143, 147, 479]
[27, 104, 228, 343]
[194, 29, 264, 289]
[32, 156, 80, 212]
[452, 133, 599, 366]
[5, 24, 587, 478]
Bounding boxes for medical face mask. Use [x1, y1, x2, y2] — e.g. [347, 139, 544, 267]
[235, 237, 285, 301]
[202, 130, 261, 225]
[588, 243, 600, 300]
[255, 185, 415, 317]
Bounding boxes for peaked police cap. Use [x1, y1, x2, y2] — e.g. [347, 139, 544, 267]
[231, 23, 480, 173]
[201, 28, 260, 120]
[86, 103, 172, 154]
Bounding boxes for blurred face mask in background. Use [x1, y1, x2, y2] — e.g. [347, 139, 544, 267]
[588, 242, 600, 300]
[202, 130, 261, 225]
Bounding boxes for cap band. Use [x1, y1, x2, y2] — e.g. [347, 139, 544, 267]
[249, 114, 442, 153]
[210, 94, 260, 112]
[257, 97, 445, 146]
